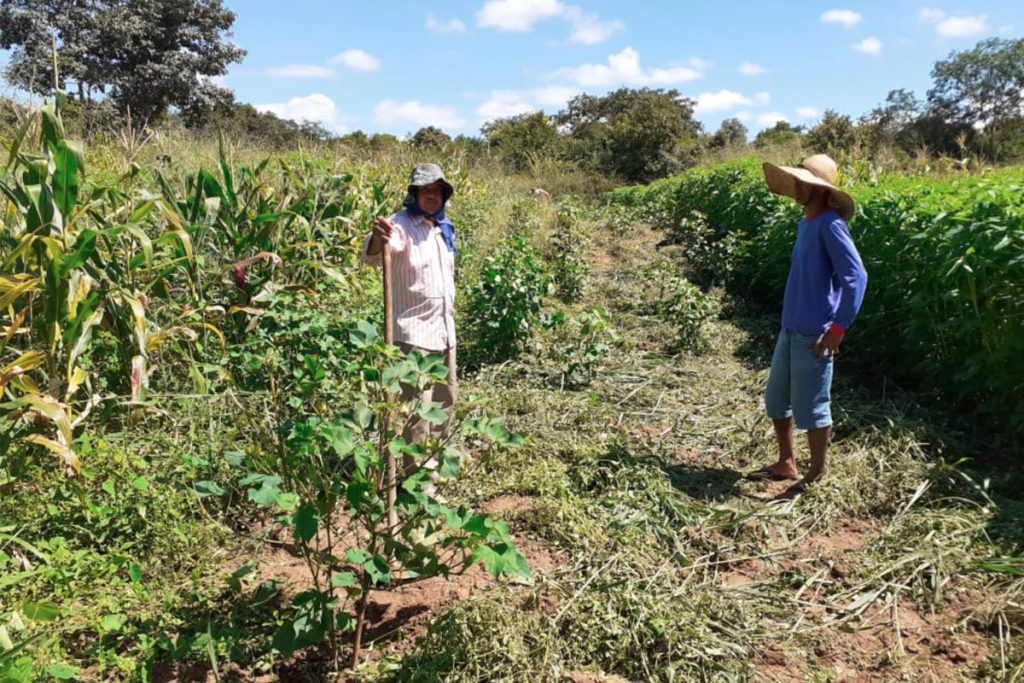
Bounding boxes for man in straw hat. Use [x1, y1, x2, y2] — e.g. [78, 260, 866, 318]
[747, 154, 868, 499]
[363, 163, 458, 470]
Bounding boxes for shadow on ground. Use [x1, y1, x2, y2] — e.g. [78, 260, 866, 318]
[661, 462, 744, 503]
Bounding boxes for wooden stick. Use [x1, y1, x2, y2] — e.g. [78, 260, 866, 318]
[381, 243, 398, 531]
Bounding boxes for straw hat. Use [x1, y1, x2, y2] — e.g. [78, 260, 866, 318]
[762, 154, 855, 220]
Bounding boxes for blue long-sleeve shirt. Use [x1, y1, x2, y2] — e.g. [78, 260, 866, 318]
[781, 210, 868, 336]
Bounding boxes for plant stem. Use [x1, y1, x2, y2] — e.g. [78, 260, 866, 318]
[351, 570, 372, 669]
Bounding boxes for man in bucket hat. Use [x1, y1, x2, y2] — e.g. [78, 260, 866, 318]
[746, 154, 868, 499]
[363, 163, 458, 471]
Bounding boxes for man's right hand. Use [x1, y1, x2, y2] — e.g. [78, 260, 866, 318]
[368, 217, 395, 255]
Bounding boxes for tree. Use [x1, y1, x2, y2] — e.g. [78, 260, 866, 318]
[481, 110, 561, 172]
[411, 126, 451, 148]
[928, 37, 1024, 158]
[806, 109, 856, 156]
[860, 88, 923, 152]
[100, 0, 244, 122]
[710, 117, 748, 148]
[0, 0, 245, 123]
[558, 88, 703, 182]
[753, 121, 805, 149]
[0, 0, 104, 101]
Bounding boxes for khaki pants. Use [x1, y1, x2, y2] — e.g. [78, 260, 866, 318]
[398, 343, 457, 475]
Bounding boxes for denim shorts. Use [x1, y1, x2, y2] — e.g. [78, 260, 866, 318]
[764, 328, 834, 430]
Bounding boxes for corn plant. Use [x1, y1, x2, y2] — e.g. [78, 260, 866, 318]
[0, 96, 212, 477]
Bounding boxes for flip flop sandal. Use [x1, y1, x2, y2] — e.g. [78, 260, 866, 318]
[744, 466, 797, 482]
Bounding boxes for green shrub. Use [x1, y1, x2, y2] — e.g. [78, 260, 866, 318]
[659, 276, 720, 353]
[545, 307, 617, 386]
[461, 237, 550, 365]
[551, 198, 590, 302]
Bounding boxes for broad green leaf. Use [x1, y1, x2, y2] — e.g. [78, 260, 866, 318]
[416, 401, 448, 426]
[345, 548, 369, 564]
[128, 562, 143, 584]
[48, 663, 77, 680]
[292, 503, 319, 542]
[53, 139, 83, 219]
[349, 319, 379, 349]
[272, 591, 332, 655]
[366, 555, 391, 584]
[275, 492, 300, 513]
[192, 481, 225, 498]
[100, 614, 127, 632]
[439, 448, 462, 479]
[228, 563, 256, 592]
[330, 571, 357, 588]
[21, 601, 59, 622]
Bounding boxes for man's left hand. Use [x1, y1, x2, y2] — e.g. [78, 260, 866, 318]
[813, 329, 843, 360]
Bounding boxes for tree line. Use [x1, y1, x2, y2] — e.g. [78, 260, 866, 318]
[1, 1, 1022, 181]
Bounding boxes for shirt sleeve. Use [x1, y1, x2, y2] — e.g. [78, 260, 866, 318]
[360, 214, 407, 268]
[823, 219, 868, 329]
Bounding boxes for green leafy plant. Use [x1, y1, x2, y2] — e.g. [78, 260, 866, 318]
[551, 197, 590, 303]
[545, 307, 617, 387]
[658, 276, 720, 353]
[462, 236, 550, 366]
[224, 321, 528, 668]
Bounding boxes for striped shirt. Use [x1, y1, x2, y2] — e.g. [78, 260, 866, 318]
[361, 210, 456, 352]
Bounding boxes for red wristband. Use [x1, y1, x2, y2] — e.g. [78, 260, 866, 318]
[828, 323, 846, 338]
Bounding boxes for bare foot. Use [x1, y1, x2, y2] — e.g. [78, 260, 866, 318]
[772, 474, 822, 501]
[745, 462, 800, 481]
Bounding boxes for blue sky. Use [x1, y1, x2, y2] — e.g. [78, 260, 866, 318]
[7, 1, 1023, 137]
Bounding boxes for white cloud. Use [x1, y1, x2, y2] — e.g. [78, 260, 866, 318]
[267, 64, 335, 79]
[738, 61, 766, 76]
[532, 85, 581, 107]
[852, 36, 884, 55]
[550, 47, 704, 87]
[476, 91, 535, 120]
[821, 9, 863, 28]
[796, 106, 822, 120]
[757, 112, 789, 127]
[694, 90, 751, 114]
[920, 9, 990, 37]
[735, 111, 753, 122]
[427, 15, 467, 33]
[477, 0, 564, 31]
[256, 94, 351, 134]
[754, 91, 771, 106]
[373, 100, 468, 131]
[476, 86, 580, 122]
[329, 49, 381, 72]
[477, 0, 622, 44]
[936, 15, 989, 38]
[562, 6, 624, 44]
[999, 25, 1015, 35]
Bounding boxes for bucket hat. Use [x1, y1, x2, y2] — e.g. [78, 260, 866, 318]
[402, 163, 454, 208]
